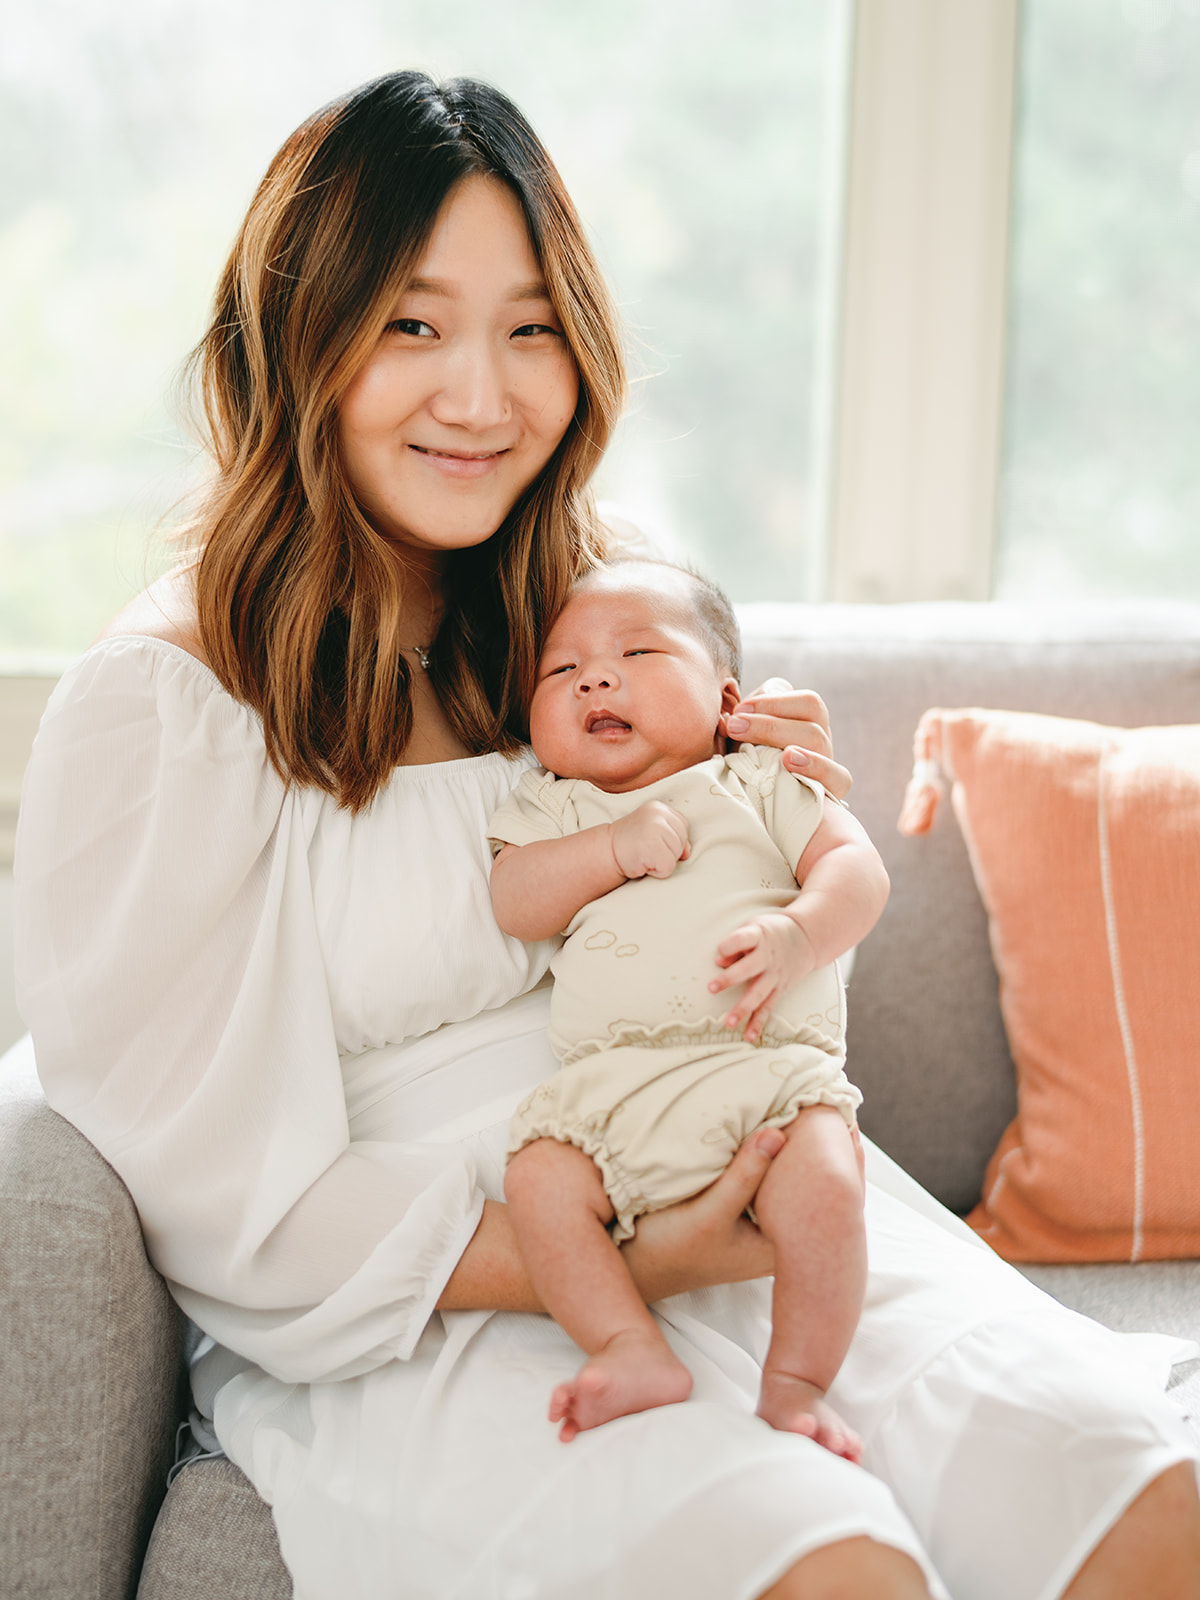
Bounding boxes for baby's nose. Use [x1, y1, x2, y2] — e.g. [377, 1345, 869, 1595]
[575, 665, 617, 693]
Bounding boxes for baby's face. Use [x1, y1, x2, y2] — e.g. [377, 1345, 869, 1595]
[529, 571, 739, 792]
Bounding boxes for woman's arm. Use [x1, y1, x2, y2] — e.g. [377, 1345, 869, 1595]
[724, 685, 852, 801]
[437, 1126, 782, 1311]
[18, 640, 495, 1387]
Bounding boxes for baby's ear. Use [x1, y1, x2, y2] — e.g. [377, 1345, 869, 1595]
[720, 678, 741, 716]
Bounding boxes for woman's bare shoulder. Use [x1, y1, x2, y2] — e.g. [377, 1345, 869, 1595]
[95, 566, 210, 668]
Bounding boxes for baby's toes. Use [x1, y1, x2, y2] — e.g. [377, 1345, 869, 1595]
[548, 1382, 574, 1425]
[841, 1428, 864, 1465]
[820, 1416, 861, 1464]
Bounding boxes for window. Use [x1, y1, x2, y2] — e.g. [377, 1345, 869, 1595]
[5, 4, 1198, 640]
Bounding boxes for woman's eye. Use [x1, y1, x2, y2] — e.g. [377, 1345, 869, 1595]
[387, 319, 436, 338]
[512, 323, 560, 340]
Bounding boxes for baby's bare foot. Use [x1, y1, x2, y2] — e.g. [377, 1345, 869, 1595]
[549, 1329, 693, 1443]
[757, 1371, 863, 1463]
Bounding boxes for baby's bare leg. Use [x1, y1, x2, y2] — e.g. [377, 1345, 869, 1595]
[752, 1106, 867, 1460]
[504, 1138, 692, 1441]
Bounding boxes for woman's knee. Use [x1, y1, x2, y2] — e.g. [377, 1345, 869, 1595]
[1062, 1460, 1200, 1598]
[761, 1536, 933, 1600]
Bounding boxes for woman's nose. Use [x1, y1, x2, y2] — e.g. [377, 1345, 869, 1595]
[428, 342, 512, 430]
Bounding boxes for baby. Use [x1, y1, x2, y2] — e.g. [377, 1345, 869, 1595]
[488, 560, 889, 1457]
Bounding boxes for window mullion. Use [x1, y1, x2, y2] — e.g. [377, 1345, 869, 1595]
[818, 0, 1019, 603]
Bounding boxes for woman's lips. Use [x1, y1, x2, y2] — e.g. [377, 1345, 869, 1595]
[410, 444, 509, 479]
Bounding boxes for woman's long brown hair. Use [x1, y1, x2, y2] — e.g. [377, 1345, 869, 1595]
[188, 73, 625, 809]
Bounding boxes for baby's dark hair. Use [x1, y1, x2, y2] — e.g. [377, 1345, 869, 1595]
[577, 557, 743, 680]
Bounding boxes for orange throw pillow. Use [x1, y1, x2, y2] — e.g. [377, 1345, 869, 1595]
[899, 709, 1200, 1263]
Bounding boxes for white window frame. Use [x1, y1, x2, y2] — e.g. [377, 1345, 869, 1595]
[816, 0, 1019, 603]
[0, 0, 1021, 862]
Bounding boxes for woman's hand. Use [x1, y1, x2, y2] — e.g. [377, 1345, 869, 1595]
[721, 682, 852, 802]
[620, 1127, 783, 1301]
[439, 1129, 782, 1315]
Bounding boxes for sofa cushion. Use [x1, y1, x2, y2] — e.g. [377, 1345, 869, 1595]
[137, 1457, 292, 1600]
[900, 708, 1200, 1261]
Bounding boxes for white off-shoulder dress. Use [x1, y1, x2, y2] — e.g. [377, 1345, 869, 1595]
[14, 636, 1198, 1600]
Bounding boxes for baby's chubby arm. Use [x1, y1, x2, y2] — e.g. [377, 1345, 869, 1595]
[490, 802, 689, 942]
[710, 804, 889, 1043]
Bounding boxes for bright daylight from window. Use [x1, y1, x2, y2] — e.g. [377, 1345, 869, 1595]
[0, 0, 839, 660]
[995, 0, 1200, 599]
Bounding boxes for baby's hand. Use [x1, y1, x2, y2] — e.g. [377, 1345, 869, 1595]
[709, 913, 816, 1043]
[611, 803, 690, 881]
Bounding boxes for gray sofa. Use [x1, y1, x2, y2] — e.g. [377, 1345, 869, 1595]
[4, 600, 1200, 1599]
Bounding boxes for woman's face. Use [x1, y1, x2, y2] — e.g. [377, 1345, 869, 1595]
[338, 175, 580, 569]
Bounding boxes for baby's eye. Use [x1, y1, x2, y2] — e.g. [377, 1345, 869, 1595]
[624, 649, 654, 657]
[545, 661, 575, 676]
[386, 319, 436, 338]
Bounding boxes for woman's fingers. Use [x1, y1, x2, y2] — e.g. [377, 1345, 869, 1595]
[725, 711, 832, 759]
[722, 686, 854, 802]
[622, 1133, 779, 1295]
[708, 1125, 786, 1217]
[729, 689, 832, 751]
[739, 686, 832, 736]
[782, 747, 853, 802]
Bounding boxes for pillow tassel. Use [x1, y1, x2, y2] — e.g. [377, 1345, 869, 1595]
[897, 711, 947, 836]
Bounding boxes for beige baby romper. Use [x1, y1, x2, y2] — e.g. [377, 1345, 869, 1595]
[488, 745, 861, 1238]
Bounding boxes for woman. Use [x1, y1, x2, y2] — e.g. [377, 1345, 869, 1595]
[14, 72, 1200, 1600]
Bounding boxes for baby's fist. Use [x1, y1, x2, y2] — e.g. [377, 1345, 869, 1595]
[611, 803, 690, 880]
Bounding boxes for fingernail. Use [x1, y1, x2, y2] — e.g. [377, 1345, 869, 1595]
[785, 747, 810, 768]
[727, 716, 750, 735]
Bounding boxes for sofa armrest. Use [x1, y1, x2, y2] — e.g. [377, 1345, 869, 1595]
[0, 1036, 187, 1600]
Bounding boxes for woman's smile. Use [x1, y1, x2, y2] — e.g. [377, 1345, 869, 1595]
[409, 442, 511, 478]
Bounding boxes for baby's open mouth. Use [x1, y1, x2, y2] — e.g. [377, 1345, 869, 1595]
[585, 711, 632, 734]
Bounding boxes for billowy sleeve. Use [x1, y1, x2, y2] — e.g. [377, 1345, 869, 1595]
[14, 638, 485, 1385]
